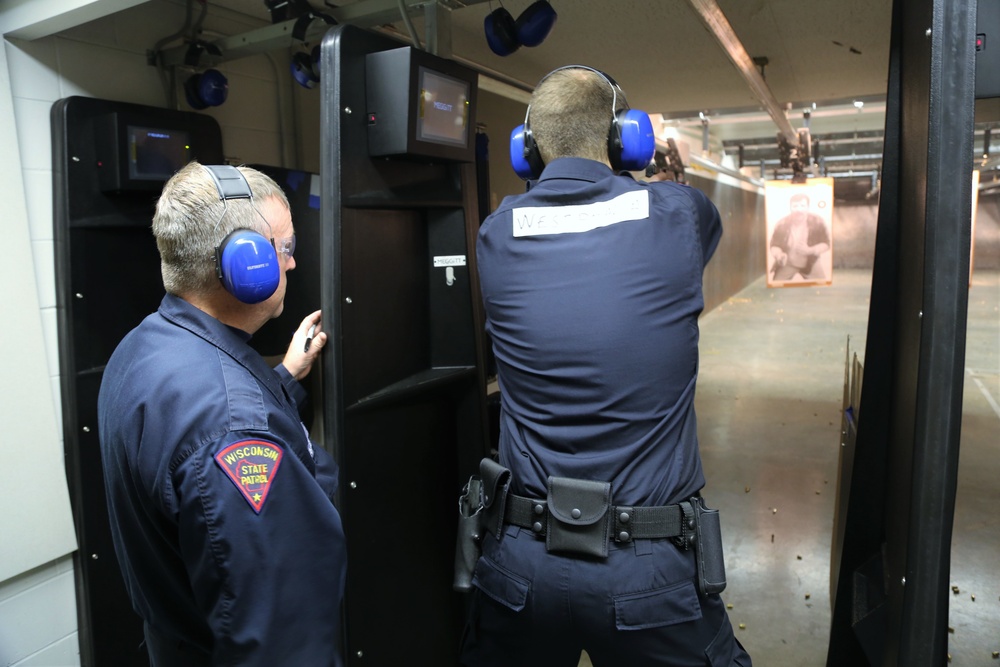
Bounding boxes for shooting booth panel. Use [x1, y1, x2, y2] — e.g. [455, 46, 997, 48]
[826, 0, 977, 664]
[52, 96, 224, 665]
[52, 98, 327, 664]
[244, 165, 326, 435]
[319, 25, 491, 666]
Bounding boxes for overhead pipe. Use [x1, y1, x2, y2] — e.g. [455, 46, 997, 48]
[685, 0, 798, 143]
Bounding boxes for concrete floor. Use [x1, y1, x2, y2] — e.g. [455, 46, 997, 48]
[578, 268, 1000, 666]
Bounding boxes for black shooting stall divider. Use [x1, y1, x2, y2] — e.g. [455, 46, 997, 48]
[52, 96, 225, 666]
[827, 0, 977, 664]
[318, 24, 491, 666]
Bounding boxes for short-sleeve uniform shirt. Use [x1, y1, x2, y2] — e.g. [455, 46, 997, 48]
[477, 158, 722, 507]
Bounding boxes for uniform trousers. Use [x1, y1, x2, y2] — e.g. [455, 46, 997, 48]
[461, 524, 751, 667]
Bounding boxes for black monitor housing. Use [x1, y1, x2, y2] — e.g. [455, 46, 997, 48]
[96, 113, 196, 192]
[365, 46, 478, 163]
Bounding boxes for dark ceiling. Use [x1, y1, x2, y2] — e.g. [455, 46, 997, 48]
[152, 0, 1000, 189]
[206, 0, 897, 184]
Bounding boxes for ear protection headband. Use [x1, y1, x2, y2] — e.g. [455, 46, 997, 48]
[184, 69, 229, 110]
[484, 1, 557, 57]
[204, 165, 281, 304]
[509, 65, 655, 180]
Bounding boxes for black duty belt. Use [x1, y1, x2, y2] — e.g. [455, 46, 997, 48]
[504, 493, 688, 543]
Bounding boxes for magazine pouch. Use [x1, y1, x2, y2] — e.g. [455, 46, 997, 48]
[691, 496, 727, 595]
[480, 458, 511, 540]
[545, 476, 612, 558]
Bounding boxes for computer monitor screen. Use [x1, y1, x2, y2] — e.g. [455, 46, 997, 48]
[415, 67, 470, 148]
[127, 126, 192, 181]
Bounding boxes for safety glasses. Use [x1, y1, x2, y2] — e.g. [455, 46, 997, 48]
[276, 234, 296, 259]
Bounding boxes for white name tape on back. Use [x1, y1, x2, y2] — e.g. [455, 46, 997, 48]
[512, 190, 649, 237]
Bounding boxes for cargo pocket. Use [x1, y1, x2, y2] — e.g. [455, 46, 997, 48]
[613, 579, 702, 630]
[471, 555, 530, 613]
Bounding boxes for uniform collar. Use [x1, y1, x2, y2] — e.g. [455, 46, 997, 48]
[158, 293, 284, 403]
[536, 157, 617, 184]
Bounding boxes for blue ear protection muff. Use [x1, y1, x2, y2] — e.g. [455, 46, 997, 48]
[515, 1, 557, 46]
[510, 65, 655, 180]
[484, 6, 520, 56]
[484, 1, 557, 56]
[612, 106, 656, 172]
[291, 46, 321, 89]
[216, 228, 280, 304]
[289, 11, 334, 88]
[184, 69, 229, 110]
[203, 165, 281, 304]
[510, 123, 542, 180]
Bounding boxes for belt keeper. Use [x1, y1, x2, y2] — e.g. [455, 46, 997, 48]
[614, 506, 634, 543]
[675, 500, 695, 551]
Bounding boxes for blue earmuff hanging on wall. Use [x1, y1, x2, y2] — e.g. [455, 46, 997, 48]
[291, 46, 322, 89]
[484, 1, 557, 57]
[509, 66, 655, 180]
[184, 69, 229, 110]
[289, 10, 335, 89]
[203, 165, 281, 304]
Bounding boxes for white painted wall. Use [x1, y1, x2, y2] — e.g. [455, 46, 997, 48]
[0, 1, 319, 664]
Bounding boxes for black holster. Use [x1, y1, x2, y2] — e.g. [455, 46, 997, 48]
[452, 476, 484, 592]
[681, 496, 727, 596]
[452, 458, 511, 592]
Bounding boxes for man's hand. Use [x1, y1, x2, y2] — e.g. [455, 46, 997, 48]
[281, 310, 326, 381]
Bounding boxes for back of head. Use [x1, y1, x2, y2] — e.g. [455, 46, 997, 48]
[152, 161, 289, 298]
[530, 67, 618, 165]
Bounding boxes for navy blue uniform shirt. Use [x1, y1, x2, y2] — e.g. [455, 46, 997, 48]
[477, 157, 722, 507]
[98, 293, 346, 666]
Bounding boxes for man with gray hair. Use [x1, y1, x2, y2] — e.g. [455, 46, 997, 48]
[463, 67, 750, 665]
[98, 161, 346, 666]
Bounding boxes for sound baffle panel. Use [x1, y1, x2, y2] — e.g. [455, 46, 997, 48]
[319, 25, 491, 666]
[826, 1, 976, 665]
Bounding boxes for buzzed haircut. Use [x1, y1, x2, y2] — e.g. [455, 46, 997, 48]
[529, 68, 621, 165]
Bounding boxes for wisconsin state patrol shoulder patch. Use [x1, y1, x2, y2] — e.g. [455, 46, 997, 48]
[214, 440, 284, 513]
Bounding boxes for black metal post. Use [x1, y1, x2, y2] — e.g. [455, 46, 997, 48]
[826, 0, 976, 664]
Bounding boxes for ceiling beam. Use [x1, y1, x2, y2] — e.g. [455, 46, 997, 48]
[685, 0, 798, 143]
